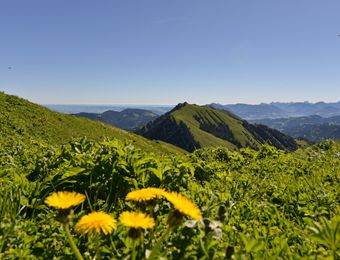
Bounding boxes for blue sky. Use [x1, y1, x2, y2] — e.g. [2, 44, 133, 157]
[1, 0, 340, 105]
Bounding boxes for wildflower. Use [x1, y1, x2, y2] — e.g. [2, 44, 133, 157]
[119, 211, 155, 229]
[45, 191, 85, 210]
[75, 211, 116, 236]
[126, 187, 166, 202]
[163, 192, 202, 220]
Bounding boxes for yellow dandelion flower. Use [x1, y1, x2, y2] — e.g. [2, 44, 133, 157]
[163, 192, 202, 220]
[45, 191, 85, 209]
[126, 187, 166, 202]
[119, 211, 155, 229]
[75, 211, 116, 236]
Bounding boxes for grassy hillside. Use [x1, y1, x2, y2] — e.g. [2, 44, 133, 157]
[137, 102, 297, 152]
[0, 92, 184, 155]
[0, 93, 339, 259]
[171, 103, 245, 149]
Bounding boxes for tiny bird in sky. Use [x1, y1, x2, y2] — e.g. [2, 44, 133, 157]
[8, 67, 12, 69]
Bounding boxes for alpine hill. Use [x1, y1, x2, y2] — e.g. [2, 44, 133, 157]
[0, 92, 184, 155]
[136, 102, 298, 152]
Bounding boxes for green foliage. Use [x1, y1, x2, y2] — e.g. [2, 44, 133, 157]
[308, 216, 340, 258]
[0, 134, 339, 258]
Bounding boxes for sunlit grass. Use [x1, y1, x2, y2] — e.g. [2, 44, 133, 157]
[0, 138, 339, 259]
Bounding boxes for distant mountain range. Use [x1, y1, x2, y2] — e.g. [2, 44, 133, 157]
[47, 101, 340, 120]
[73, 109, 158, 130]
[137, 102, 298, 152]
[45, 104, 172, 115]
[211, 101, 340, 120]
[46, 101, 340, 144]
[252, 115, 340, 142]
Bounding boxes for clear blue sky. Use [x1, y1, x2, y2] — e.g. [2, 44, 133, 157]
[1, 0, 340, 105]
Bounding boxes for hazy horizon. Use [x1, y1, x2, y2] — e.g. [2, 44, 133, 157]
[2, 89, 340, 107]
[43, 99, 340, 106]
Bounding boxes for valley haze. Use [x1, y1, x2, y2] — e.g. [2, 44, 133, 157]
[46, 100, 340, 119]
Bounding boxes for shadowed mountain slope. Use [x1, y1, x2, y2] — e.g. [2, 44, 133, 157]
[137, 102, 298, 152]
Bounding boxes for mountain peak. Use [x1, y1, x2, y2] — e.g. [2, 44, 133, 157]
[137, 103, 297, 152]
[171, 102, 190, 111]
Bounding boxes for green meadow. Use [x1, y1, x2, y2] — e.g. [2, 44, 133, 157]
[1, 137, 339, 259]
[0, 93, 339, 259]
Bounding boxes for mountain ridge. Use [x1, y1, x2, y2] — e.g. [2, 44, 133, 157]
[211, 101, 340, 119]
[137, 102, 298, 152]
[252, 115, 340, 142]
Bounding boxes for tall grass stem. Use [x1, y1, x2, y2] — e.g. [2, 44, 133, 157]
[63, 223, 84, 260]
